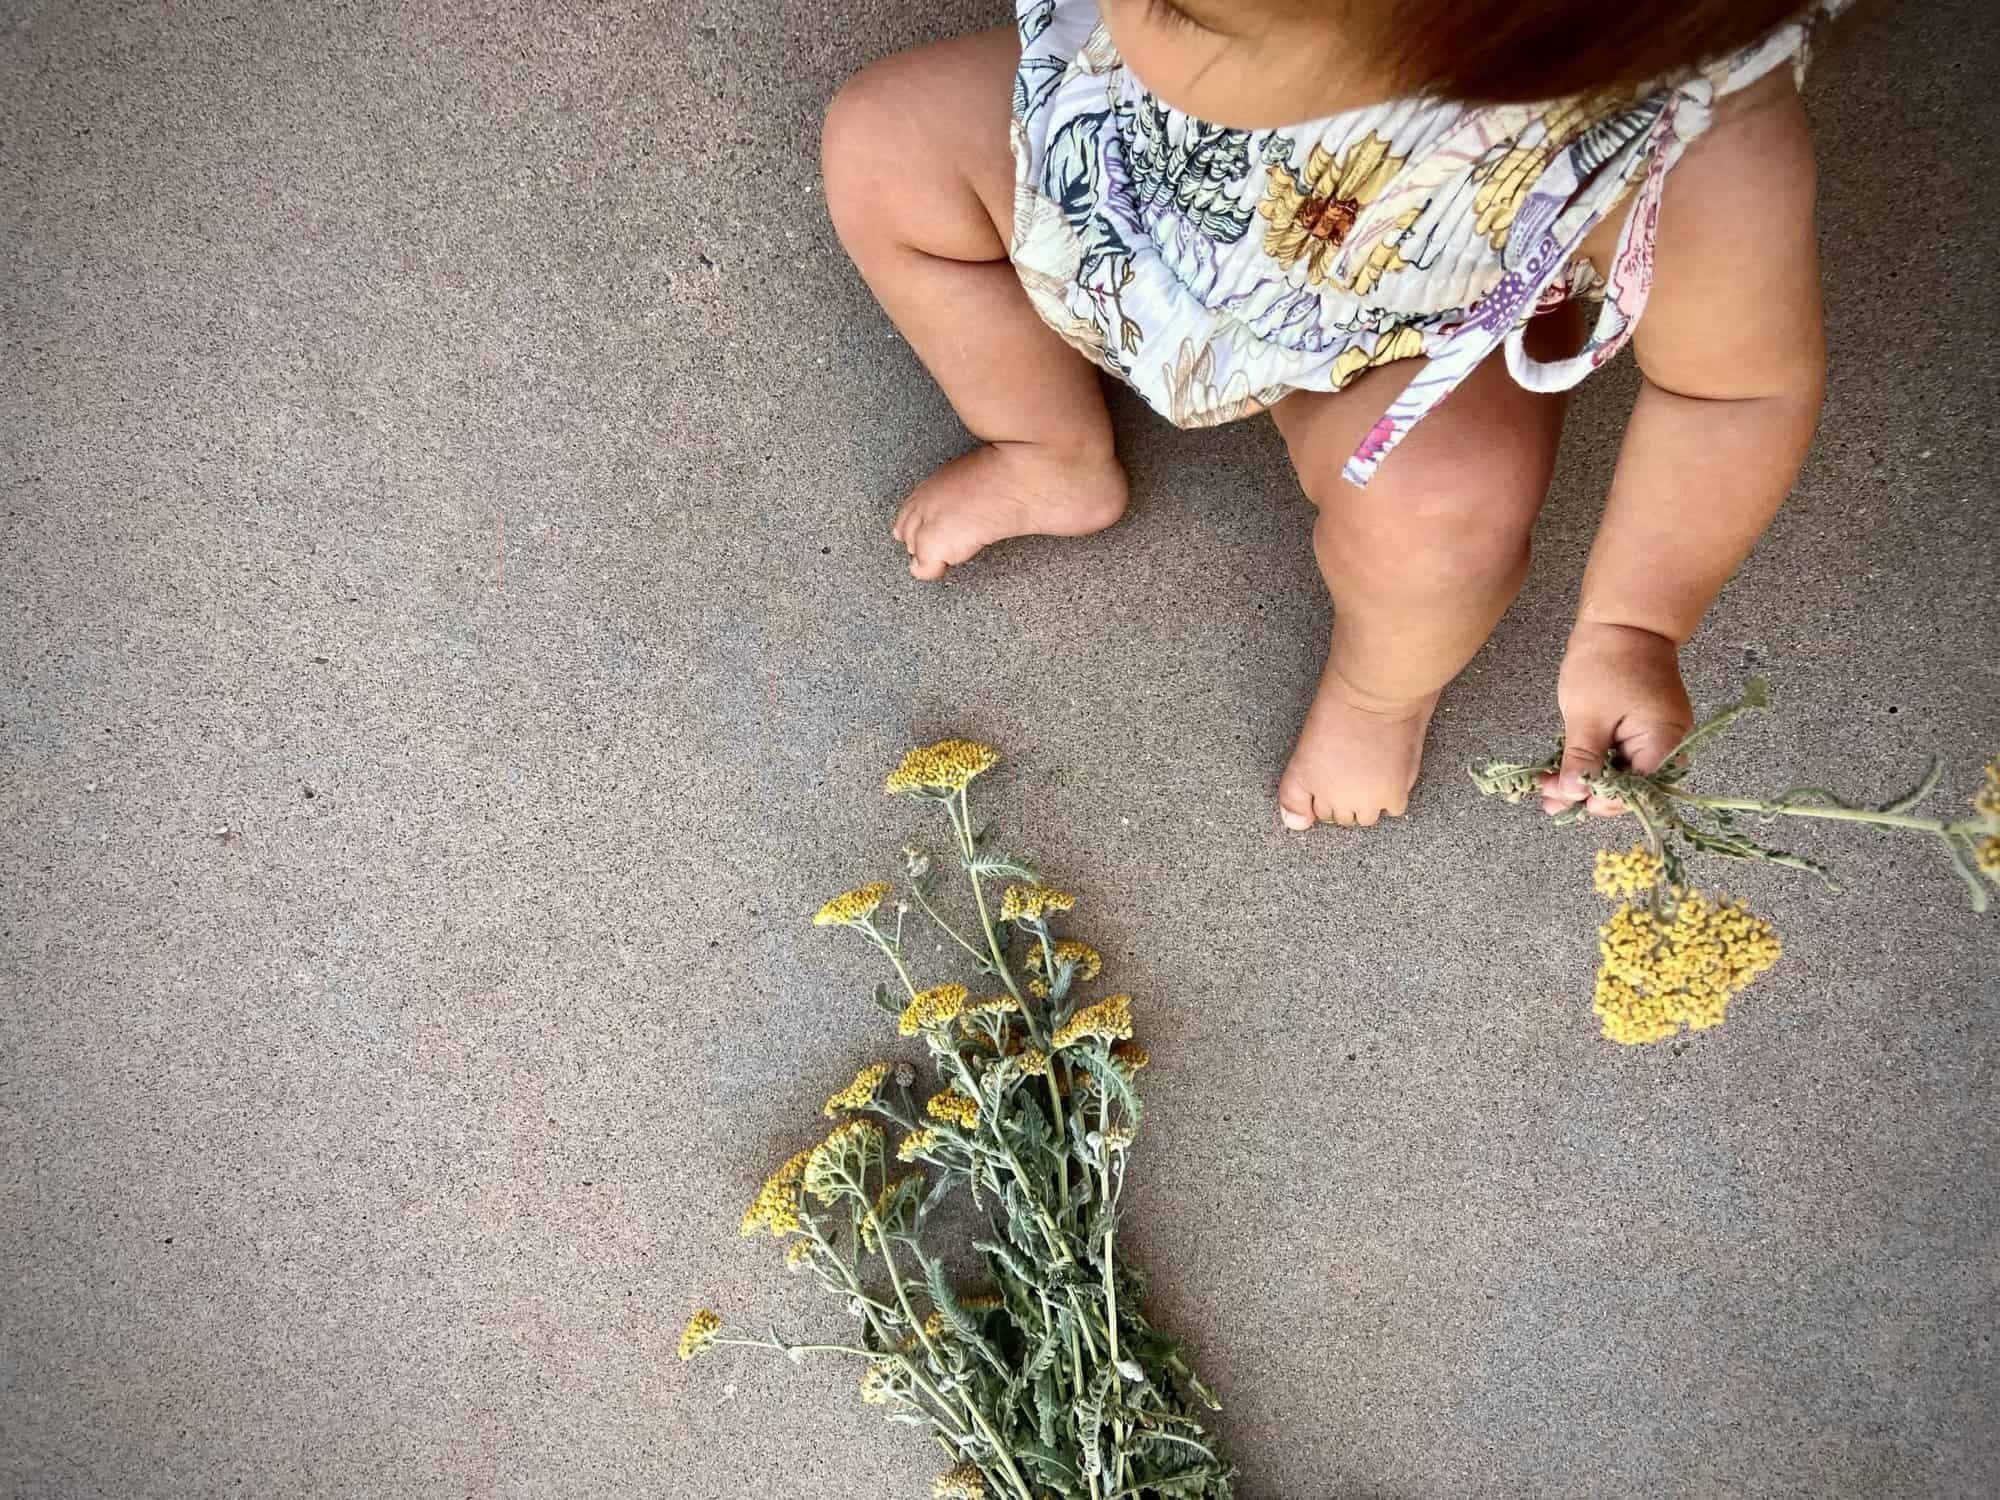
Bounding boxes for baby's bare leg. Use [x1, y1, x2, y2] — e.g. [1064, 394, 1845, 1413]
[823, 28, 1126, 579]
[1271, 320, 1578, 827]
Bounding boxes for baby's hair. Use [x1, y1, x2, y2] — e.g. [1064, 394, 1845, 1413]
[1355, 0, 1814, 103]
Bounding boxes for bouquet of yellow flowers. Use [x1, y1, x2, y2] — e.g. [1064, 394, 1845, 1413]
[1474, 680, 2000, 1045]
[683, 741, 1232, 1500]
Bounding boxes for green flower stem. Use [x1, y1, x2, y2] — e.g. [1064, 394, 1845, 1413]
[714, 1336, 876, 1358]
[1099, 1093, 1131, 1493]
[1658, 788, 1970, 833]
[873, 933, 921, 1001]
[909, 878, 990, 969]
[952, 786, 1026, 1008]
[1029, 920, 1085, 1211]
[877, 1235, 1037, 1500]
[872, 1208, 1032, 1496]
[807, 1264, 899, 1324]
[950, 789, 1088, 1237]
[1064, 1285, 1106, 1361]
[803, 1219, 968, 1439]
[944, 787, 1075, 1222]
[1045, 1070, 1073, 1217]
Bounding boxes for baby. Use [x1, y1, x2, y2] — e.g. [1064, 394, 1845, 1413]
[821, 0, 1828, 829]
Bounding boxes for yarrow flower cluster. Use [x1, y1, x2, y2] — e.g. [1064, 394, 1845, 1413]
[1111, 1040, 1150, 1075]
[859, 1361, 897, 1407]
[814, 882, 891, 928]
[740, 1148, 811, 1238]
[679, 1309, 721, 1362]
[1593, 844, 1665, 899]
[1593, 888, 1782, 1045]
[690, 741, 1229, 1500]
[824, 1062, 891, 1117]
[999, 883, 1076, 923]
[1975, 760, 2000, 819]
[932, 1462, 988, 1499]
[1975, 760, 2000, 879]
[900, 983, 969, 1036]
[885, 739, 999, 795]
[1025, 939, 1102, 996]
[925, 1089, 980, 1130]
[1052, 993, 1134, 1049]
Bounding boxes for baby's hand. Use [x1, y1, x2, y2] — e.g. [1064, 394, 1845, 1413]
[1540, 622, 1694, 817]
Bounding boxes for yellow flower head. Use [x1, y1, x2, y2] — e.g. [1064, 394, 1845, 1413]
[933, 1462, 989, 1500]
[803, 1120, 886, 1206]
[899, 982, 969, 1036]
[961, 994, 1023, 1020]
[813, 881, 891, 928]
[1017, 1046, 1051, 1078]
[896, 1127, 941, 1162]
[823, 1061, 891, 1117]
[860, 1361, 897, 1407]
[1593, 890, 1782, 1045]
[740, 1148, 812, 1238]
[1111, 1040, 1150, 1075]
[679, 1308, 722, 1362]
[926, 1089, 980, 1130]
[1593, 844, 1665, 900]
[1052, 993, 1134, 1049]
[1974, 760, 2000, 819]
[1026, 940, 1103, 996]
[999, 884, 1076, 923]
[1975, 835, 2000, 880]
[784, 1239, 815, 1272]
[885, 739, 1000, 795]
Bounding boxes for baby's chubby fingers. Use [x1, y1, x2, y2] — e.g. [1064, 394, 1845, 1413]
[1540, 719, 1622, 816]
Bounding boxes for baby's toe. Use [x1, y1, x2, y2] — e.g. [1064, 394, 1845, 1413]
[1277, 773, 1318, 831]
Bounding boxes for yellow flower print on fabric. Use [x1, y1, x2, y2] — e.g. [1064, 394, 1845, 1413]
[1329, 324, 1426, 389]
[1470, 93, 1631, 249]
[1258, 132, 1408, 287]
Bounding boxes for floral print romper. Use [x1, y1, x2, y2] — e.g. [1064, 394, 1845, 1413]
[1007, 0, 1820, 486]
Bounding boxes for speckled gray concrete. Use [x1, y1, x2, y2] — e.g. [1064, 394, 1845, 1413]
[2, 1, 1995, 1496]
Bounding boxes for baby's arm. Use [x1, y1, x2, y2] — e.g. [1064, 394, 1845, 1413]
[1543, 68, 1825, 815]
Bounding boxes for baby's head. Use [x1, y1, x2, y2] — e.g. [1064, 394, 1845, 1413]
[1102, 0, 1809, 127]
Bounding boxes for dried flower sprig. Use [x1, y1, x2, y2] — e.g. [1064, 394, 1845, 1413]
[1475, 678, 1999, 909]
[683, 740, 1233, 1500]
[1475, 679, 1998, 1044]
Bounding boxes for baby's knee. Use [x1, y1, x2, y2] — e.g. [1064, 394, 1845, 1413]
[1318, 443, 1546, 587]
[820, 62, 901, 230]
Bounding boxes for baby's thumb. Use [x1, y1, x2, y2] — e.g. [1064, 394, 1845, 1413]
[1549, 721, 1612, 803]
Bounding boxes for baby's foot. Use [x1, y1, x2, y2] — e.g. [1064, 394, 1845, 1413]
[893, 441, 1128, 580]
[1277, 665, 1438, 829]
